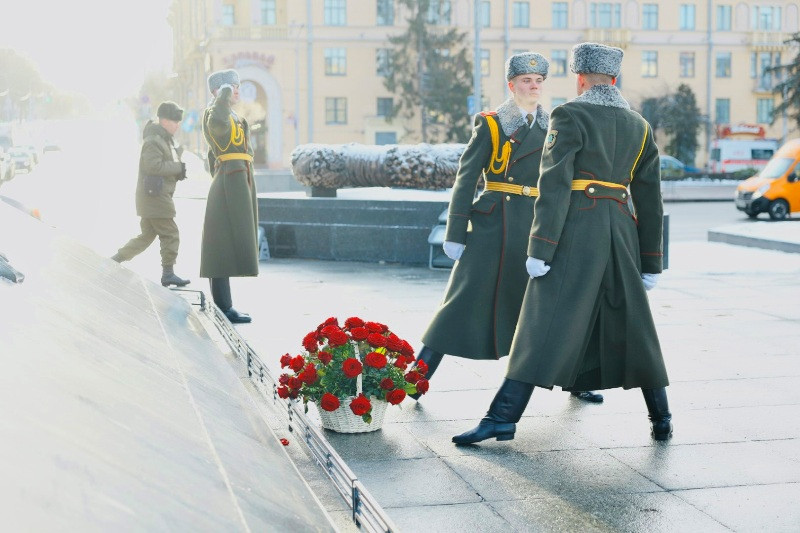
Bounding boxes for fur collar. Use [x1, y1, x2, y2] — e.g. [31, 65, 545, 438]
[494, 98, 549, 136]
[573, 84, 630, 109]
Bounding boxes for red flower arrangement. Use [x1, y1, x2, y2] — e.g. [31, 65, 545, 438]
[277, 316, 427, 424]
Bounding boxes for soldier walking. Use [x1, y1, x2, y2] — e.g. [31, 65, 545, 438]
[453, 43, 672, 445]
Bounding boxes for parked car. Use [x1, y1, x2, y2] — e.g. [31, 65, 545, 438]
[9, 148, 34, 173]
[0, 148, 15, 182]
[18, 145, 39, 164]
[659, 155, 686, 179]
[735, 138, 800, 220]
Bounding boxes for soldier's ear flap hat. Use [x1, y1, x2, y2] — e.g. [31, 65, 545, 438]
[569, 42, 623, 77]
[505, 52, 549, 81]
[207, 69, 241, 93]
[157, 101, 184, 122]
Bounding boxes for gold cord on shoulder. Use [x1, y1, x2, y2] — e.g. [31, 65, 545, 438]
[485, 115, 511, 175]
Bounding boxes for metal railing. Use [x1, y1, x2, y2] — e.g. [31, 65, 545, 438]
[185, 293, 398, 533]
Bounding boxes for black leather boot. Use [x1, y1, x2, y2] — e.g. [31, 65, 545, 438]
[570, 390, 604, 403]
[642, 387, 673, 440]
[409, 345, 444, 400]
[452, 378, 534, 445]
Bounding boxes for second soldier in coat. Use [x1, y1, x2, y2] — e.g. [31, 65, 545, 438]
[411, 52, 602, 403]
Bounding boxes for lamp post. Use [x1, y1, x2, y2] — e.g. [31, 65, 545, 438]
[473, 0, 481, 115]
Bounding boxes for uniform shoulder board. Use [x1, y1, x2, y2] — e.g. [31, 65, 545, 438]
[479, 111, 497, 117]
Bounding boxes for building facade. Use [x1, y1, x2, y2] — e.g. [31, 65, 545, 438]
[169, 0, 800, 169]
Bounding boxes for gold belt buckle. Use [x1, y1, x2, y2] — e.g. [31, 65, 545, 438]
[521, 185, 532, 196]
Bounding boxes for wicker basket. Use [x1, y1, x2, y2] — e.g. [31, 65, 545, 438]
[316, 396, 388, 433]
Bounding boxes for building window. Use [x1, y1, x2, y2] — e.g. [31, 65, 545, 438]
[480, 49, 490, 77]
[376, 48, 392, 77]
[756, 52, 781, 91]
[679, 52, 695, 77]
[324, 48, 346, 76]
[716, 5, 731, 31]
[757, 98, 774, 123]
[642, 4, 658, 30]
[324, 0, 347, 26]
[480, 1, 491, 27]
[375, 132, 397, 145]
[642, 51, 658, 77]
[715, 98, 730, 124]
[427, 0, 452, 25]
[221, 4, 235, 25]
[715, 52, 732, 77]
[377, 97, 393, 117]
[552, 97, 567, 108]
[260, 0, 276, 25]
[752, 6, 781, 30]
[679, 4, 695, 30]
[551, 50, 567, 77]
[377, 0, 394, 26]
[325, 97, 347, 124]
[590, 3, 621, 28]
[552, 2, 568, 29]
[512, 2, 530, 27]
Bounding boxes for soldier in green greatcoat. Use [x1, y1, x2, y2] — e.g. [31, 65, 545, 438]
[112, 101, 191, 288]
[200, 69, 259, 324]
[454, 43, 672, 445]
[411, 52, 601, 404]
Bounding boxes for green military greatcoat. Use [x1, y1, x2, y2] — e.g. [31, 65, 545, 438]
[200, 90, 259, 279]
[422, 99, 549, 359]
[507, 84, 669, 390]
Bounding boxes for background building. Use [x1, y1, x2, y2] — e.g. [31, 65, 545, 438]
[169, 0, 800, 169]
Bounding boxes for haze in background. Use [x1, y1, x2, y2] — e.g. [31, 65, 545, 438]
[0, 0, 173, 111]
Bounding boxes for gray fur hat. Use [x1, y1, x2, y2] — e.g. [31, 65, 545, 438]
[569, 42, 623, 77]
[156, 101, 183, 122]
[207, 69, 240, 93]
[505, 52, 549, 81]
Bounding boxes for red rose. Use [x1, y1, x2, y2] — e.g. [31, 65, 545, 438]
[394, 358, 408, 370]
[320, 393, 341, 412]
[349, 394, 371, 416]
[386, 389, 406, 405]
[290, 355, 305, 372]
[317, 350, 333, 365]
[277, 386, 289, 398]
[380, 378, 395, 390]
[342, 358, 363, 378]
[415, 378, 429, 394]
[364, 351, 388, 369]
[400, 340, 414, 358]
[278, 374, 290, 385]
[415, 360, 429, 376]
[365, 321, 387, 333]
[367, 333, 387, 348]
[317, 317, 339, 332]
[405, 370, 421, 384]
[327, 330, 349, 346]
[386, 334, 404, 352]
[320, 324, 341, 337]
[349, 327, 369, 341]
[280, 353, 292, 368]
[287, 377, 302, 390]
[289, 389, 299, 399]
[404, 354, 417, 365]
[299, 364, 318, 384]
[344, 317, 365, 329]
[303, 332, 319, 352]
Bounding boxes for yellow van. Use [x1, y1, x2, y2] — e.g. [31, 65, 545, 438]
[735, 138, 800, 220]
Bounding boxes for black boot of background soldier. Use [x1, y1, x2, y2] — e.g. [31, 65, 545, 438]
[570, 390, 604, 403]
[642, 387, 673, 440]
[452, 378, 534, 445]
[211, 277, 251, 324]
[409, 345, 444, 400]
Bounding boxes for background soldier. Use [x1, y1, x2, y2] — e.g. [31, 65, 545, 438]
[112, 101, 190, 288]
[454, 42, 671, 445]
[201, 69, 259, 324]
[413, 52, 602, 404]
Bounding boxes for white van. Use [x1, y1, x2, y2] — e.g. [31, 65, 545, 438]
[709, 138, 778, 173]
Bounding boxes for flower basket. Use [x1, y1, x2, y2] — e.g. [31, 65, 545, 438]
[277, 317, 429, 433]
[316, 396, 388, 433]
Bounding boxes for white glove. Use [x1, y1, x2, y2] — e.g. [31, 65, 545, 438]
[442, 241, 465, 261]
[526, 257, 551, 278]
[218, 83, 234, 94]
[641, 273, 660, 291]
